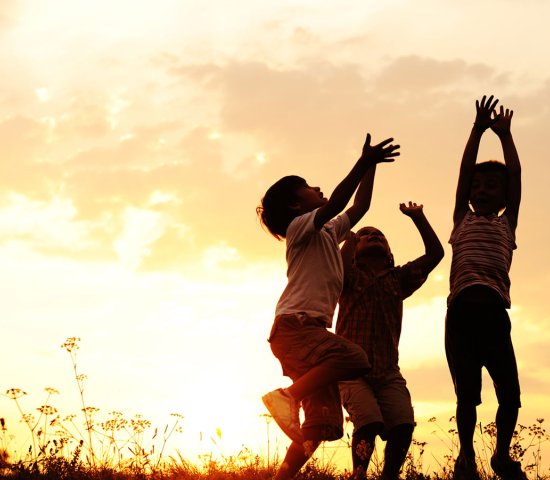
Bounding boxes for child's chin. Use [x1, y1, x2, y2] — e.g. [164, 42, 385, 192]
[475, 210, 497, 217]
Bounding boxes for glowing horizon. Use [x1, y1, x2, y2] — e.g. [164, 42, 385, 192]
[1, 0, 549, 473]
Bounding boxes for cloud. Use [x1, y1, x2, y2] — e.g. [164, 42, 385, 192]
[0, 116, 57, 195]
[404, 363, 453, 402]
[374, 55, 501, 94]
[2, 45, 550, 274]
[174, 60, 370, 160]
[0, 0, 19, 33]
[0, 193, 93, 250]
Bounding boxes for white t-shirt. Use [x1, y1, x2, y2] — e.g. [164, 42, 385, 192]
[275, 209, 351, 327]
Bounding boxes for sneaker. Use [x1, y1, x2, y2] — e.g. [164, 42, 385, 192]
[262, 388, 303, 444]
[453, 454, 480, 480]
[491, 454, 528, 480]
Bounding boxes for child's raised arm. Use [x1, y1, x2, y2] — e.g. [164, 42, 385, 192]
[314, 134, 399, 230]
[400, 201, 444, 277]
[345, 162, 377, 229]
[454, 95, 499, 227]
[340, 230, 359, 276]
[491, 105, 521, 232]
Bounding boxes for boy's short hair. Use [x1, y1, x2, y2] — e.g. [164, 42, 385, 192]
[257, 175, 307, 240]
[474, 160, 508, 178]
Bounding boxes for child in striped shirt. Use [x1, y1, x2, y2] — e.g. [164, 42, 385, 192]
[446, 95, 525, 480]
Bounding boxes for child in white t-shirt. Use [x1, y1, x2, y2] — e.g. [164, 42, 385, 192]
[257, 133, 399, 480]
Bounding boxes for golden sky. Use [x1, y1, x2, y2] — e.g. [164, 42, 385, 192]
[1, 0, 549, 470]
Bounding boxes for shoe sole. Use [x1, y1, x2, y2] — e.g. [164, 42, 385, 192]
[262, 394, 303, 444]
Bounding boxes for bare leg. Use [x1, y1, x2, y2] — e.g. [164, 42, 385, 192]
[381, 424, 413, 480]
[494, 404, 519, 460]
[456, 402, 477, 460]
[489, 405, 526, 479]
[350, 423, 381, 479]
[274, 440, 320, 480]
[287, 364, 367, 401]
[452, 402, 481, 479]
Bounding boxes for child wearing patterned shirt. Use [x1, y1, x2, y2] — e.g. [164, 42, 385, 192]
[446, 95, 525, 480]
[336, 201, 443, 480]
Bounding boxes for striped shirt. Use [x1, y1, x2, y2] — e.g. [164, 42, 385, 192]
[448, 211, 516, 308]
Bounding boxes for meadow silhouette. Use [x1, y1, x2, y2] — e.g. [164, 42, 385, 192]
[0, 337, 548, 479]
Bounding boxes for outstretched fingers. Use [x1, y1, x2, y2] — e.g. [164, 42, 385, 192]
[475, 94, 502, 130]
[495, 105, 513, 120]
[361, 134, 400, 163]
[477, 94, 499, 112]
[400, 201, 422, 211]
[376, 137, 400, 162]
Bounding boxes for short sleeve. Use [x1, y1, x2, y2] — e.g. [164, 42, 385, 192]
[330, 212, 351, 243]
[395, 260, 428, 300]
[285, 210, 317, 245]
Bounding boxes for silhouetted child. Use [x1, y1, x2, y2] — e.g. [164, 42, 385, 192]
[337, 201, 444, 480]
[446, 95, 525, 480]
[257, 134, 400, 480]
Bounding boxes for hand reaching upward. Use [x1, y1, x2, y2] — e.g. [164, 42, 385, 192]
[490, 105, 513, 138]
[399, 201, 424, 219]
[361, 133, 400, 165]
[474, 95, 500, 131]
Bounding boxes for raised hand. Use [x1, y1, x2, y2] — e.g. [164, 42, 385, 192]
[490, 105, 513, 137]
[474, 95, 500, 131]
[399, 201, 424, 219]
[361, 133, 400, 165]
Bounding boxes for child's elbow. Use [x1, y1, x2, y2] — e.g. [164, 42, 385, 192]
[429, 245, 445, 264]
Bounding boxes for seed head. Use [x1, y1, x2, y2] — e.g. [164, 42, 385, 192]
[61, 337, 81, 352]
[5, 388, 27, 399]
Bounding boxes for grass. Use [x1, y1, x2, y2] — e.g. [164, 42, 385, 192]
[0, 337, 548, 479]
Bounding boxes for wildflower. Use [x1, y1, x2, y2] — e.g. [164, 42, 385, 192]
[37, 405, 58, 416]
[82, 406, 99, 416]
[5, 388, 27, 399]
[102, 414, 128, 431]
[130, 414, 151, 433]
[44, 387, 59, 395]
[21, 413, 35, 424]
[61, 337, 81, 352]
[49, 415, 61, 427]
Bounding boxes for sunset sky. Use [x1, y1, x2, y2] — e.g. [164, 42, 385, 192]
[1, 0, 549, 471]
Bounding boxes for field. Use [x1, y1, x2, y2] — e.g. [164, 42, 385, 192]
[1, 338, 548, 479]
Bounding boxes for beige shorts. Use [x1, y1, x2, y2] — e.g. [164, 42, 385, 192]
[339, 367, 414, 438]
[268, 313, 370, 441]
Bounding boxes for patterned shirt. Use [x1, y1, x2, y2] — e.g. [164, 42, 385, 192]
[336, 261, 426, 377]
[448, 211, 516, 308]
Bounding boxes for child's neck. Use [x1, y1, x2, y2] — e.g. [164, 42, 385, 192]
[355, 255, 389, 274]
